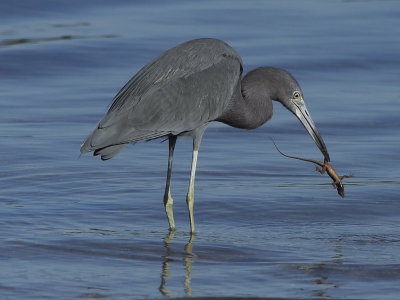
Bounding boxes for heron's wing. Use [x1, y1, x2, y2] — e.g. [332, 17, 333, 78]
[81, 38, 242, 154]
[107, 38, 242, 114]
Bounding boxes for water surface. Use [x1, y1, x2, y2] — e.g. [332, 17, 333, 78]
[1, 0, 400, 299]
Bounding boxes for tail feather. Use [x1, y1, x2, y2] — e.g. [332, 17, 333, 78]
[80, 124, 170, 160]
[80, 136, 94, 154]
[93, 144, 128, 160]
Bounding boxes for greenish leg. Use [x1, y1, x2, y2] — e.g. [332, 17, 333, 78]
[186, 149, 198, 234]
[164, 136, 177, 231]
[185, 124, 207, 234]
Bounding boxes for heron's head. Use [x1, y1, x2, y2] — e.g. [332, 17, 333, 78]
[268, 68, 331, 162]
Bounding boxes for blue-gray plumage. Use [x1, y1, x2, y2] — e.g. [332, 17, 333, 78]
[81, 38, 330, 233]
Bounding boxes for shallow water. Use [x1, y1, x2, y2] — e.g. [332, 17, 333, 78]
[1, 0, 400, 299]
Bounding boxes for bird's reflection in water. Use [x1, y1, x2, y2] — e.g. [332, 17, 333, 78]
[183, 234, 196, 295]
[159, 231, 175, 296]
[298, 238, 343, 298]
[159, 231, 196, 296]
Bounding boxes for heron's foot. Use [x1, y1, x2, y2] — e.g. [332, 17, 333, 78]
[164, 191, 176, 231]
[164, 230, 176, 244]
[186, 191, 195, 234]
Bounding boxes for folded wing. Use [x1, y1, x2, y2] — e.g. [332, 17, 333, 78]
[81, 38, 242, 160]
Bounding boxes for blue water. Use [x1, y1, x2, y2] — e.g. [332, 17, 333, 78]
[1, 0, 400, 299]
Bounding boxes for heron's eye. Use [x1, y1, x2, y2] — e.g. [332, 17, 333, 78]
[293, 91, 301, 99]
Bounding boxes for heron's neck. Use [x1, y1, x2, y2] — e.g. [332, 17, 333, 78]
[216, 74, 273, 129]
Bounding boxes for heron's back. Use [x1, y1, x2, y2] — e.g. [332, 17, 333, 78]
[81, 38, 243, 160]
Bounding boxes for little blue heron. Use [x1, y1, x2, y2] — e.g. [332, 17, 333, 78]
[81, 38, 330, 233]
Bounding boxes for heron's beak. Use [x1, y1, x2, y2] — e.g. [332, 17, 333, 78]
[292, 101, 330, 162]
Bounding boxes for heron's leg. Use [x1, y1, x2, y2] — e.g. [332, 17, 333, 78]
[164, 135, 177, 231]
[186, 127, 206, 234]
[186, 149, 198, 233]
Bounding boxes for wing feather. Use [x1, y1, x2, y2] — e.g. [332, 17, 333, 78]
[81, 38, 242, 155]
